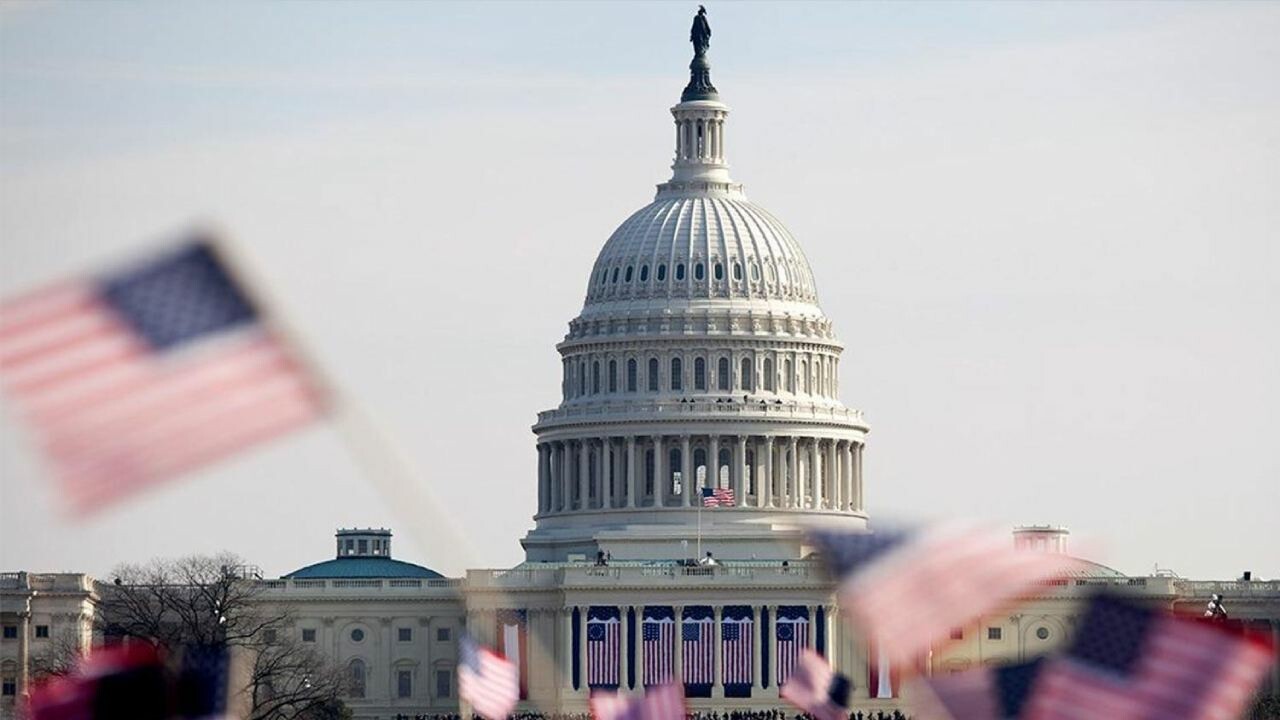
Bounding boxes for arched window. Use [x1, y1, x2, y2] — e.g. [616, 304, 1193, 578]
[714, 263, 724, 281]
[608, 360, 617, 393]
[639, 265, 649, 282]
[763, 357, 775, 391]
[348, 659, 367, 699]
[676, 263, 686, 281]
[611, 267, 620, 284]
[627, 359, 637, 392]
[733, 262, 742, 280]
[741, 357, 753, 391]
[784, 358, 793, 392]
[802, 360, 811, 393]
[592, 361, 600, 394]
[657, 264, 667, 281]
[695, 263, 705, 281]
[693, 448, 707, 489]
[694, 357, 706, 390]
[648, 358, 659, 392]
[717, 357, 730, 391]
[718, 448, 731, 488]
[670, 357, 683, 391]
[624, 266, 633, 282]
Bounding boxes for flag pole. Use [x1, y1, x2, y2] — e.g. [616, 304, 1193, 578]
[696, 493, 702, 560]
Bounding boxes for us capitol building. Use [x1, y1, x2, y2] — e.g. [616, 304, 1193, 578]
[3, 12, 1278, 720]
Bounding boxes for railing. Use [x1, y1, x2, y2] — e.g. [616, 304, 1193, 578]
[466, 562, 828, 589]
[0, 573, 95, 592]
[255, 578, 463, 592]
[535, 400, 865, 426]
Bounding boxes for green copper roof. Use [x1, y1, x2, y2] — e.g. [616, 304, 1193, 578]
[284, 557, 443, 579]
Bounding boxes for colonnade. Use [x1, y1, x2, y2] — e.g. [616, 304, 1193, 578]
[535, 434, 863, 515]
[555, 603, 839, 697]
[676, 115, 725, 164]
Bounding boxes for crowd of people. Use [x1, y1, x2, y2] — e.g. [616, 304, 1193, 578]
[392, 711, 913, 720]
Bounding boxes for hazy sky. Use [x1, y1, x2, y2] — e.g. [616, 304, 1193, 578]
[2, 1, 1277, 581]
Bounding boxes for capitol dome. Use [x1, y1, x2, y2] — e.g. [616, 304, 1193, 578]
[523, 21, 868, 563]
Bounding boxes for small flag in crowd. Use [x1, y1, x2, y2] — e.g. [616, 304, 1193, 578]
[590, 683, 685, 720]
[701, 486, 734, 506]
[780, 648, 853, 720]
[459, 633, 519, 720]
[915, 658, 1043, 720]
[0, 237, 327, 514]
[808, 524, 1079, 667]
[1022, 594, 1275, 720]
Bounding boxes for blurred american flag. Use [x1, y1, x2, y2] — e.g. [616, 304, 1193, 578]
[0, 239, 327, 513]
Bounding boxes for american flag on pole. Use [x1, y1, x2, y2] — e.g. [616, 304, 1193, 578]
[642, 612, 674, 686]
[701, 486, 734, 507]
[808, 525, 1080, 668]
[590, 683, 685, 720]
[588, 611, 621, 688]
[775, 609, 811, 686]
[1022, 595, 1275, 720]
[459, 633, 519, 720]
[0, 238, 326, 514]
[721, 608, 753, 687]
[781, 648, 852, 720]
[681, 611, 714, 686]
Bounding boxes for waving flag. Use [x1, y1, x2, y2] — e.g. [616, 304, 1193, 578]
[459, 634, 519, 720]
[781, 648, 852, 720]
[642, 610, 675, 686]
[721, 607, 753, 687]
[681, 610, 714, 687]
[1023, 595, 1275, 720]
[808, 525, 1079, 668]
[588, 609, 621, 688]
[915, 658, 1043, 720]
[775, 608, 811, 686]
[591, 683, 685, 720]
[701, 486, 734, 506]
[0, 238, 327, 514]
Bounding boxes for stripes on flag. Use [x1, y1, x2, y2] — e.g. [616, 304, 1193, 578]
[808, 524, 1081, 669]
[917, 658, 1043, 720]
[682, 607, 714, 690]
[588, 606, 622, 689]
[776, 606, 811, 687]
[642, 608, 675, 687]
[590, 683, 686, 720]
[1023, 595, 1276, 720]
[701, 486, 734, 506]
[0, 239, 326, 513]
[497, 609, 527, 700]
[721, 605, 754, 690]
[459, 633, 519, 720]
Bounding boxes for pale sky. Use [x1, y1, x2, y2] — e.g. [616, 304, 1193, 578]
[2, 1, 1277, 581]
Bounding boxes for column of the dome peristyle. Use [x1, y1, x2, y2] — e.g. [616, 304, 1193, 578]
[708, 435, 719, 490]
[600, 436, 611, 509]
[826, 440, 837, 510]
[653, 435, 665, 506]
[681, 435, 693, 506]
[761, 437, 774, 508]
[787, 437, 799, 508]
[626, 437, 637, 508]
[578, 441, 589, 511]
[734, 436, 747, 507]
[810, 440, 822, 509]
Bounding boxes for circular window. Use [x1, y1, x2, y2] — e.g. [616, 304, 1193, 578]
[351, 628, 365, 642]
[1035, 627, 1050, 640]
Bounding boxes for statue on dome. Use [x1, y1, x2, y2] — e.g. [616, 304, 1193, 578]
[690, 6, 711, 56]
